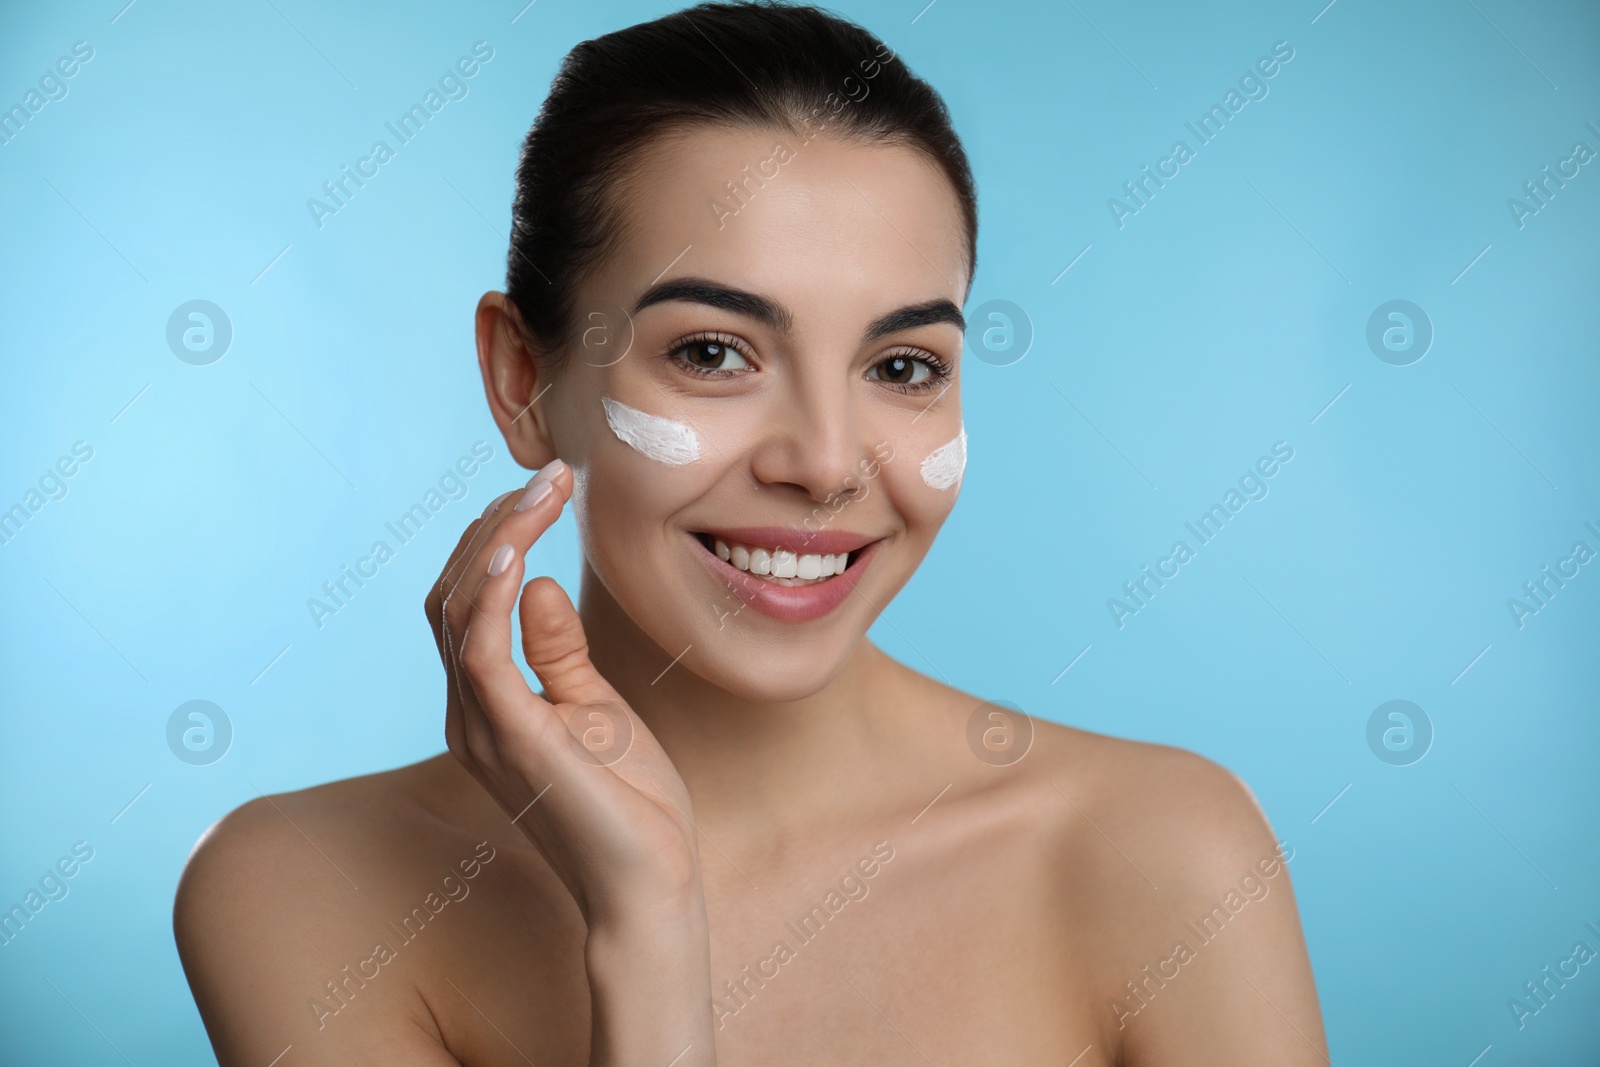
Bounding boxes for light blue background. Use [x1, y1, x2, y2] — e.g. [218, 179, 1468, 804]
[2, 0, 1597, 1062]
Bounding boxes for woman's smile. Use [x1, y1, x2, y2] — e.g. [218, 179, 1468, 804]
[687, 526, 885, 621]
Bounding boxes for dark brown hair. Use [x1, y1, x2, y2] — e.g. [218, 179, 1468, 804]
[506, 0, 978, 362]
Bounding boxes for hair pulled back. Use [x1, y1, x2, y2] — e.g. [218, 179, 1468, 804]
[506, 0, 978, 362]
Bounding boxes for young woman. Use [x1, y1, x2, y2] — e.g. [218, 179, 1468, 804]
[175, 3, 1327, 1063]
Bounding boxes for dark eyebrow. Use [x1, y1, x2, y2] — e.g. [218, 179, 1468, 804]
[863, 299, 965, 342]
[633, 277, 793, 333]
[633, 276, 965, 342]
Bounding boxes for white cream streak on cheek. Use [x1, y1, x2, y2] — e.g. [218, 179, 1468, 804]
[600, 394, 701, 465]
[920, 426, 967, 490]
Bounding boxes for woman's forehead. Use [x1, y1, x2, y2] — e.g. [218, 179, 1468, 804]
[594, 125, 970, 323]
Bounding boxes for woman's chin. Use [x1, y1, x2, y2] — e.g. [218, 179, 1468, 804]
[626, 604, 867, 702]
[683, 647, 857, 703]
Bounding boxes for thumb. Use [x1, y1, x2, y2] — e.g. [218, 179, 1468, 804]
[518, 575, 626, 708]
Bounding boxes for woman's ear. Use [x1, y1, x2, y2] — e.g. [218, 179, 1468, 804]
[476, 291, 558, 470]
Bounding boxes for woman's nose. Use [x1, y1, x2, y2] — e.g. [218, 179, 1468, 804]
[745, 383, 868, 504]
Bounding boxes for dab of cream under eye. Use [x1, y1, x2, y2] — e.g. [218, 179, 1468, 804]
[921, 426, 967, 490]
[601, 394, 701, 465]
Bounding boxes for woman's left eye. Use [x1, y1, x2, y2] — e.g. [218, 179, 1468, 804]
[671, 338, 752, 373]
[869, 353, 936, 387]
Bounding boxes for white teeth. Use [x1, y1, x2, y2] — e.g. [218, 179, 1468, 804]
[703, 535, 855, 583]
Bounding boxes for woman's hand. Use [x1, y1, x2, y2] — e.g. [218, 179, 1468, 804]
[425, 460, 701, 928]
[428, 459, 719, 1065]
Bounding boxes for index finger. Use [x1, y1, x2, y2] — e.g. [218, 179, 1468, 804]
[443, 461, 574, 604]
[426, 487, 516, 637]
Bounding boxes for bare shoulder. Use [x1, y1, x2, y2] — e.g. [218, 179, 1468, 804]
[178, 764, 405, 898]
[907, 670, 1323, 1059]
[173, 756, 496, 1065]
[1034, 719, 1284, 873]
[998, 711, 1296, 930]
[1015, 712, 1323, 1062]
[915, 670, 1284, 880]
[174, 757, 465, 937]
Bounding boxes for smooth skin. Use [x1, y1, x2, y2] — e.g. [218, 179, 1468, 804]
[174, 125, 1328, 1065]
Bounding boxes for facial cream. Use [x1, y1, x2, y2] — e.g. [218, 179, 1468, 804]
[920, 425, 967, 491]
[601, 394, 701, 466]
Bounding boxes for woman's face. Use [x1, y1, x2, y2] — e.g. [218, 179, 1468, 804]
[541, 124, 970, 702]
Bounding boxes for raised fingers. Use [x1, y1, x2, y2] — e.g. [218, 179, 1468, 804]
[440, 461, 572, 647]
[452, 460, 575, 717]
[438, 462, 570, 762]
[428, 488, 516, 640]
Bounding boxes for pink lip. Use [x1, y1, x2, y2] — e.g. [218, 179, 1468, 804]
[688, 532, 884, 623]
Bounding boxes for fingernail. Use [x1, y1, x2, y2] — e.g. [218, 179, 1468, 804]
[534, 460, 566, 489]
[513, 478, 555, 512]
[487, 544, 515, 576]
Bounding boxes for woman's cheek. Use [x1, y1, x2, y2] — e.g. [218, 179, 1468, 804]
[877, 419, 966, 527]
[916, 422, 967, 492]
[581, 392, 735, 514]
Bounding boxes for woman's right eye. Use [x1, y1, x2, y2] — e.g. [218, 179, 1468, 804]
[670, 336, 753, 375]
